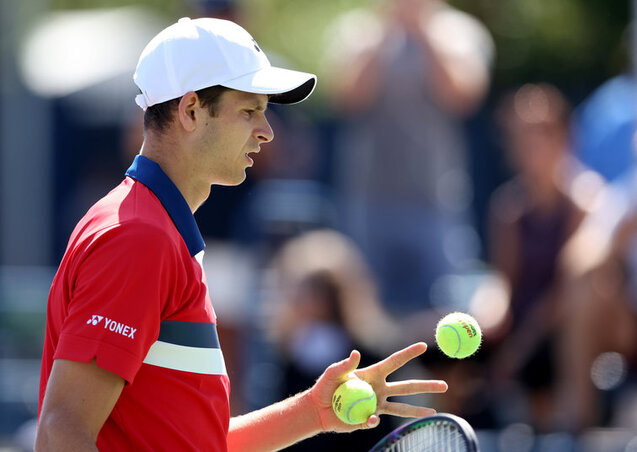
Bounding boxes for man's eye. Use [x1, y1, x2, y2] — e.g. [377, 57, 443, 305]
[244, 110, 254, 117]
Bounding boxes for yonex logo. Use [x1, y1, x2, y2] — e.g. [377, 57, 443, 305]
[87, 315, 103, 325]
[252, 38, 261, 53]
[86, 315, 136, 339]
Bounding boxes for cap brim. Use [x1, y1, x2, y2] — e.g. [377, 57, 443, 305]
[221, 66, 316, 105]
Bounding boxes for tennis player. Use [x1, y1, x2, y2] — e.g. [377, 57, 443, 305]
[35, 17, 447, 451]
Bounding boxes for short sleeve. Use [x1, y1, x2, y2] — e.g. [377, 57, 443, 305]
[54, 222, 178, 383]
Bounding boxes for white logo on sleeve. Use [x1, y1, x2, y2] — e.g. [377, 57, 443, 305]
[87, 315, 103, 325]
[86, 315, 137, 339]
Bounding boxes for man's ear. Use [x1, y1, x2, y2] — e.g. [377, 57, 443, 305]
[177, 91, 200, 132]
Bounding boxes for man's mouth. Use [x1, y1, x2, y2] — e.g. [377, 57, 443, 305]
[245, 151, 258, 166]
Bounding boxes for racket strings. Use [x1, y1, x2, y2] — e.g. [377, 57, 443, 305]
[385, 420, 471, 452]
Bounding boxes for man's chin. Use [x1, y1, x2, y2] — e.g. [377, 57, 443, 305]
[213, 173, 247, 187]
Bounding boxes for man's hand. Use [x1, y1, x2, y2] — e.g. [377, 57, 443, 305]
[308, 342, 448, 432]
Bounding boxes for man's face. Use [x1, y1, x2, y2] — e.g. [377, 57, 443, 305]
[195, 89, 273, 186]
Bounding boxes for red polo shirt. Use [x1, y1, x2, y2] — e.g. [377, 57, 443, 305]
[39, 155, 231, 451]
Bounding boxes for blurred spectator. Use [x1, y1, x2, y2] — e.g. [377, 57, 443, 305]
[324, 0, 494, 315]
[424, 84, 599, 430]
[263, 229, 407, 356]
[486, 84, 598, 432]
[555, 139, 637, 432]
[258, 229, 432, 450]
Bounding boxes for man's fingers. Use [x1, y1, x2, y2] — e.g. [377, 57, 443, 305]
[324, 350, 361, 381]
[373, 342, 428, 377]
[385, 379, 448, 397]
[359, 414, 380, 430]
[380, 401, 437, 419]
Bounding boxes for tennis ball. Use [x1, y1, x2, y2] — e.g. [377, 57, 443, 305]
[332, 378, 377, 425]
[435, 312, 482, 359]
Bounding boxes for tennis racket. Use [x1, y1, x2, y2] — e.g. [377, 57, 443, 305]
[369, 413, 479, 452]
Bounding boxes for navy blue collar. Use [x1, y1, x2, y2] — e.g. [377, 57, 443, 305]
[125, 155, 205, 257]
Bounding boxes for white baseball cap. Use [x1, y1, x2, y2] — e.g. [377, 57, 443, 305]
[133, 17, 316, 110]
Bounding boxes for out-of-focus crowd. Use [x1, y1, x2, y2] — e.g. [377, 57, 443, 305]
[2, 0, 636, 450]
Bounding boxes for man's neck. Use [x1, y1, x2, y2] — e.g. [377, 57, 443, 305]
[139, 137, 209, 214]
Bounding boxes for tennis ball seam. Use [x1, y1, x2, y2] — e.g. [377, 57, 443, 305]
[439, 324, 462, 357]
[346, 394, 376, 424]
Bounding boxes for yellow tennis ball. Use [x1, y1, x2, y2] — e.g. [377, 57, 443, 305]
[435, 312, 482, 359]
[332, 378, 377, 425]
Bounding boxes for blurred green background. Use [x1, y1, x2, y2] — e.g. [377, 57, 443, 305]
[21, 0, 632, 103]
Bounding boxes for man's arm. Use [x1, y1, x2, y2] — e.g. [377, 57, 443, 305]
[327, 12, 390, 114]
[227, 343, 447, 452]
[35, 359, 125, 451]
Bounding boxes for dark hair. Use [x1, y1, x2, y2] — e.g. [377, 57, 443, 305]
[143, 85, 232, 133]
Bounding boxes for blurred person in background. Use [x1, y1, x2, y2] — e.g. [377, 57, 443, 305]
[324, 0, 494, 316]
[485, 83, 594, 432]
[555, 200, 637, 432]
[35, 17, 448, 452]
[260, 229, 450, 450]
[554, 134, 637, 432]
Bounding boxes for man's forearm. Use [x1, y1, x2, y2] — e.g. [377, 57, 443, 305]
[35, 414, 100, 452]
[227, 389, 323, 452]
